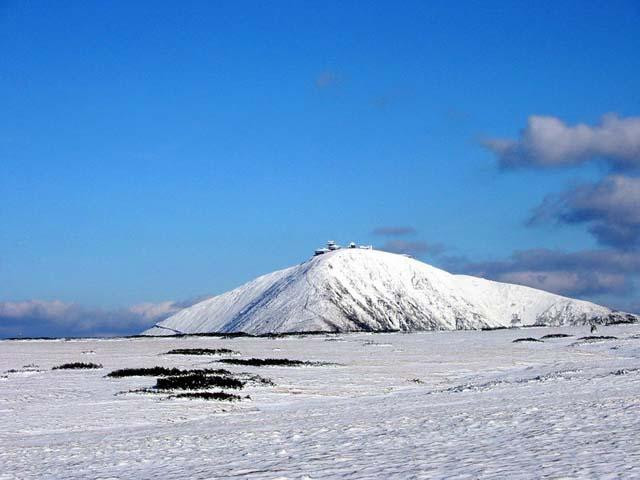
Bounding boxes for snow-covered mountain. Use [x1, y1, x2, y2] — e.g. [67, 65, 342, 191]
[144, 248, 637, 335]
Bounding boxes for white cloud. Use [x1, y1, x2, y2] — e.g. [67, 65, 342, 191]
[484, 114, 640, 169]
[128, 301, 182, 321]
[0, 299, 71, 319]
[0, 299, 190, 337]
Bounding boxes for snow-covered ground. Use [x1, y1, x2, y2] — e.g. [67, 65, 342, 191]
[2, 324, 640, 479]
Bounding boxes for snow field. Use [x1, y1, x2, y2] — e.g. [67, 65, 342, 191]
[1, 324, 640, 479]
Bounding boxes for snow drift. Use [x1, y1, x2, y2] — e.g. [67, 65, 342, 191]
[144, 248, 636, 335]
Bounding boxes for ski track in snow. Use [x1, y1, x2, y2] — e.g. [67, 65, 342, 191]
[2, 325, 640, 479]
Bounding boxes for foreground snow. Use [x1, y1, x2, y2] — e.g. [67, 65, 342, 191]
[2, 325, 640, 479]
[145, 249, 635, 335]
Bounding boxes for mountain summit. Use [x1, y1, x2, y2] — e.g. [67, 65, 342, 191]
[144, 248, 636, 335]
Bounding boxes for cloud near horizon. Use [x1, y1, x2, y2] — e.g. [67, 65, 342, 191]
[477, 112, 640, 309]
[529, 175, 640, 249]
[0, 298, 202, 338]
[444, 248, 639, 301]
[3, 245, 638, 338]
[484, 114, 640, 169]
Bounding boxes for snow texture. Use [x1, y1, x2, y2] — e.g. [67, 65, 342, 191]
[145, 249, 636, 335]
[2, 324, 640, 479]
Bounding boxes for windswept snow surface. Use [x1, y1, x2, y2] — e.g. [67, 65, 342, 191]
[145, 249, 635, 335]
[2, 325, 640, 479]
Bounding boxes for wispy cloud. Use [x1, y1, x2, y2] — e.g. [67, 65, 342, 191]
[371, 87, 412, 111]
[380, 240, 445, 257]
[315, 71, 340, 89]
[372, 226, 416, 236]
[529, 175, 640, 249]
[483, 114, 640, 169]
[372, 226, 445, 257]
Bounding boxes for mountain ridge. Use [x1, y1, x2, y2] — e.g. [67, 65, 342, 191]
[144, 249, 637, 335]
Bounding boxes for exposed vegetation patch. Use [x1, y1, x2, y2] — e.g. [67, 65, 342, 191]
[540, 334, 573, 339]
[441, 379, 507, 394]
[4, 366, 44, 374]
[220, 333, 252, 339]
[261, 333, 288, 339]
[512, 338, 543, 343]
[238, 373, 276, 386]
[218, 358, 320, 367]
[140, 330, 402, 340]
[577, 335, 618, 341]
[170, 391, 244, 401]
[612, 368, 640, 376]
[52, 362, 102, 370]
[605, 314, 638, 325]
[436, 369, 583, 395]
[362, 340, 393, 347]
[107, 367, 231, 378]
[164, 348, 238, 356]
[154, 373, 244, 390]
[115, 388, 164, 396]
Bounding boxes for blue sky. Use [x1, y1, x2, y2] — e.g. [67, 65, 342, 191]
[1, 1, 639, 336]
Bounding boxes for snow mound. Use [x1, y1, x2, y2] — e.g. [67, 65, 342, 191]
[144, 249, 637, 335]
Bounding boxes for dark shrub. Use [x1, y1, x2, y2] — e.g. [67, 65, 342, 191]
[219, 358, 314, 367]
[577, 335, 618, 341]
[154, 373, 244, 390]
[512, 338, 542, 343]
[52, 362, 102, 370]
[107, 367, 231, 378]
[540, 334, 573, 339]
[171, 391, 244, 401]
[165, 348, 237, 356]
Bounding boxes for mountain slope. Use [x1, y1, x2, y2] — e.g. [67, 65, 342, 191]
[144, 249, 636, 335]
